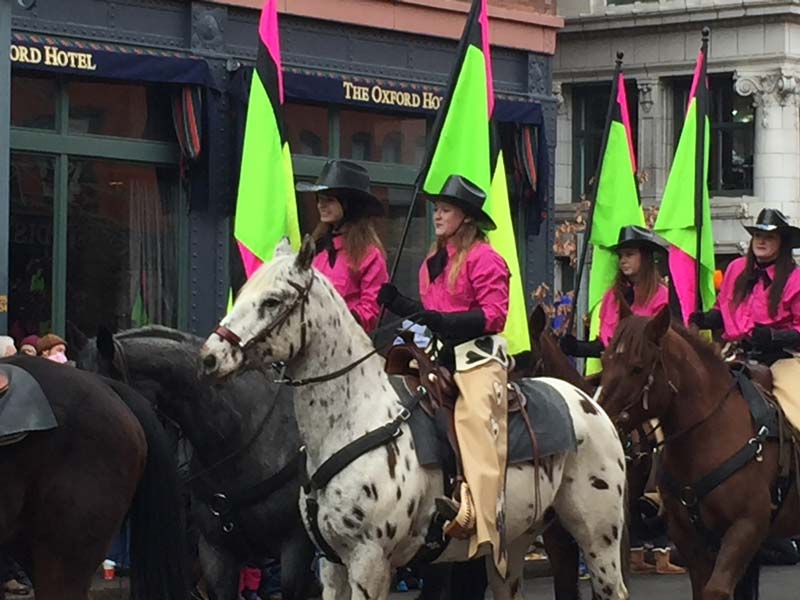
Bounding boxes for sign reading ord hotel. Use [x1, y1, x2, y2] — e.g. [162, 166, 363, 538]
[10, 44, 97, 71]
[342, 81, 443, 111]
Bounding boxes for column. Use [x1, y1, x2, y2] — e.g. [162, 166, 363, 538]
[553, 81, 572, 206]
[0, 0, 12, 333]
[636, 77, 666, 207]
[735, 69, 800, 220]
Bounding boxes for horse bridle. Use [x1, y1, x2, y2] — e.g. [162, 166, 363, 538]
[214, 274, 315, 358]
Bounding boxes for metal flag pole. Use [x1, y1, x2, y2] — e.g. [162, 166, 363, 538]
[694, 27, 710, 314]
[565, 51, 625, 338]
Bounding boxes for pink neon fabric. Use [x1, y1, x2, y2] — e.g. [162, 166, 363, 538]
[668, 246, 700, 325]
[617, 73, 637, 173]
[238, 240, 263, 279]
[717, 257, 800, 340]
[419, 241, 509, 334]
[687, 49, 704, 109]
[478, 0, 494, 117]
[312, 236, 388, 332]
[259, 0, 284, 104]
[598, 283, 669, 346]
[239, 567, 261, 592]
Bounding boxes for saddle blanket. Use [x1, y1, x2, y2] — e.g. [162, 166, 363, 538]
[0, 363, 58, 442]
[391, 376, 577, 468]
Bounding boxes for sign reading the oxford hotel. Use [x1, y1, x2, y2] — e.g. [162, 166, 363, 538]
[342, 80, 443, 111]
[10, 43, 97, 71]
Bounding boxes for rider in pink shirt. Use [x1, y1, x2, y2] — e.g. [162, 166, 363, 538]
[561, 225, 669, 357]
[297, 160, 388, 332]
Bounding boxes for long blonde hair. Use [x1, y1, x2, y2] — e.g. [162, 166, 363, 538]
[312, 218, 385, 272]
[422, 222, 486, 293]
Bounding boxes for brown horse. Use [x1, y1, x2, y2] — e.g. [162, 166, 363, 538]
[598, 305, 800, 600]
[0, 356, 188, 600]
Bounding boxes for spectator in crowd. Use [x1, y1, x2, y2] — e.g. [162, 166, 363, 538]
[18, 335, 39, 357]
[36, 334, 69, 364]
[0, 336, 17, 358]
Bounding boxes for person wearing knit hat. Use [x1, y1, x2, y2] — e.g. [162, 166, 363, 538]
[19, 335, 39, 357]
[36, 334, 68, 364]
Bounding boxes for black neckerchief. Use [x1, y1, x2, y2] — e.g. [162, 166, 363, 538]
[622, 283, 635, 307]
[317, 230, 342, 268]
[754, 260, 775, 288]
[427, 247, 449, 282]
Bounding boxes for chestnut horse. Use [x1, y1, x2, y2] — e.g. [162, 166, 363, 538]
[0, 356, 188, 600]
[598, 306, 800, 600]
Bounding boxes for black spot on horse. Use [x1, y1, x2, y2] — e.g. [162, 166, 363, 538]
[407, 499, 416, 517]
[602, 585, 613, 597]
[590, 476, 609, 490]
[342, 517, 357, 529]
[404, 456, 411, 471]
[329, 414, 336, 428]
[617, 458, 625, 471]
[580, 398, 599, 415]
[386, 443, 398, 479]
[356, 583, 371, 599]
[589, 552, 597, 559]
[370, 483, 379, 500]
[602, 534, 612, 546]
[600, 566, 606, 574]
[362, 484, 372, 498]
[385, 522, 397, 539]
[376, 528, 382, 539]
[617, 484, 623, 496]
[396, 486, 402, 500]
[353, 506, 365, 521]
[612, 525, 619, 539]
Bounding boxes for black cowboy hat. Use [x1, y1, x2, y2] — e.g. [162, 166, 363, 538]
[296, 160, 383, 217]
[425, 175, 496, 231]
[744, 208, 800, 248]
[609, 225, 669, 254]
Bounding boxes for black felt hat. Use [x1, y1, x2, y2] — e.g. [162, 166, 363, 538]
[743, 208, 800, 248]
[425, 175, 496, 231]
[609, 225, 669, 254]
[296, 160, 383, 217]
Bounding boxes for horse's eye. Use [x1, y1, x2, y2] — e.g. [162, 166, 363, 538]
[263, 297, 281, 309]
[631, 365, 643, 375]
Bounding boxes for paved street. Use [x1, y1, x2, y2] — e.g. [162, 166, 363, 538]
[389, 565, 800, 599]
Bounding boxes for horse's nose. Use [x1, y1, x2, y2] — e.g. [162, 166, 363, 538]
[202, 353, 218, 373]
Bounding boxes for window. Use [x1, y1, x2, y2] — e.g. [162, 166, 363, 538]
[673, 74, 754, 195]
[572, 81, 639, 201]
[9, 75, 185, 341]
[339, 109, 427, 166]
[285, 103, 329, 157]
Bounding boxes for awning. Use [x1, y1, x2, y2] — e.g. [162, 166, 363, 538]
[10, 33, 215, 88]
[230, 66, 543, 125]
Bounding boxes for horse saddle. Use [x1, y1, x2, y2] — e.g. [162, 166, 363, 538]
[0, 362, 58, 446]
[385, 340, 577, 469]
[731, 362, 779, 439]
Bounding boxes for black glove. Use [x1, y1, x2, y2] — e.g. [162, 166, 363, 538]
[560, 334, 604, 358]
[749, 325, 774, 350]
[689, 309, 723, 330]
[772, 329, 800, 349]
[417, 310, 486, 346]
[378, 283, 423, 318]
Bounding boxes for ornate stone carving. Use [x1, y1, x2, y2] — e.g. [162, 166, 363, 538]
[735, 68, 800, 128]
[552, 81, 566, 116]
[191, 3, 226, 53]
[638, 80, 655, 114]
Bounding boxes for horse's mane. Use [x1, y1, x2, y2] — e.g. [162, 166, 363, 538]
[116, 325, 201, 346]
[614, 315, 723, 367]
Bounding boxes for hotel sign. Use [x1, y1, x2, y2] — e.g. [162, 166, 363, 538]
[342, 80, 443, 111]
[10, 43, 97, 71]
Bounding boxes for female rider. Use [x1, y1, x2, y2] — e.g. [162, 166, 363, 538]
[297, 159, 388, 333]
[377, 174, 511, 576]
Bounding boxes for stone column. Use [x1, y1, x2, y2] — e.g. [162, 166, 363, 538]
[735, 69, 800, 220]
[636, 77, 666, 207]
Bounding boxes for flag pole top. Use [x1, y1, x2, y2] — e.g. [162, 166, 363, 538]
[702, 27, 710, 41]
[615, 51, 624, 67]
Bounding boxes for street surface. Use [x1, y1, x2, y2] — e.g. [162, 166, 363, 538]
[389, 565, 800, 599]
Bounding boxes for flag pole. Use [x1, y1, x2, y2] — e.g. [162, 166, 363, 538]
[566, 51, 624, 338]
[694, 27, 710, 314]
[388, 182, 423, 282]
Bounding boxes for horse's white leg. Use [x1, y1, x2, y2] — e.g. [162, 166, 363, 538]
[553, 453, 629, 600]
[320, 560, 351, 600]
[486, 534, 533, 600]
[346, 543, 392, 600]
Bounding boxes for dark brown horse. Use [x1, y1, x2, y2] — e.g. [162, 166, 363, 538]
[598, 305, 800, 600]
[0, 356, 188, 600]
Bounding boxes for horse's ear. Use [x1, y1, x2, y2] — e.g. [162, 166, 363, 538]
[645, 305, 671, 343]
[274, 237, 293, 258]
[295, 234, 316, 271]
[529, 304, 547, 338]
[96, 325, 115, 361]
[619, 297, 633, 321]
[66, 320, 89, 352]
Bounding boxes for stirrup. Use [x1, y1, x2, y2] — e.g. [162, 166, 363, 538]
[437, 482, 475, 540]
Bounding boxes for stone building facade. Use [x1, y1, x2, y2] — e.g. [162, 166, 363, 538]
[553, 0, 800, 292]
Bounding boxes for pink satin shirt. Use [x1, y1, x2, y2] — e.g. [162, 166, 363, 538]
[419, 241, 510, 334]
[598, 284, 669, 346]
[312, 235, 388, 332]
[717, 256, 800, 340]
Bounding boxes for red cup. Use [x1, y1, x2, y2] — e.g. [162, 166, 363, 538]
[102, 560, 115, 581]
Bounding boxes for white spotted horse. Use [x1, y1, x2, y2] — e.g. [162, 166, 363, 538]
[200, 236, 629, 600]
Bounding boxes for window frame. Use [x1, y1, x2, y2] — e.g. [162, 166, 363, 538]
[9, 74, 188, 335]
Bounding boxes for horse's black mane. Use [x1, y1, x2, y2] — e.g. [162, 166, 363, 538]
[116, 325, 201, 346]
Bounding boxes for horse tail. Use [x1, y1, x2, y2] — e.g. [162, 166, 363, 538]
[106, 378, 190, 600]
